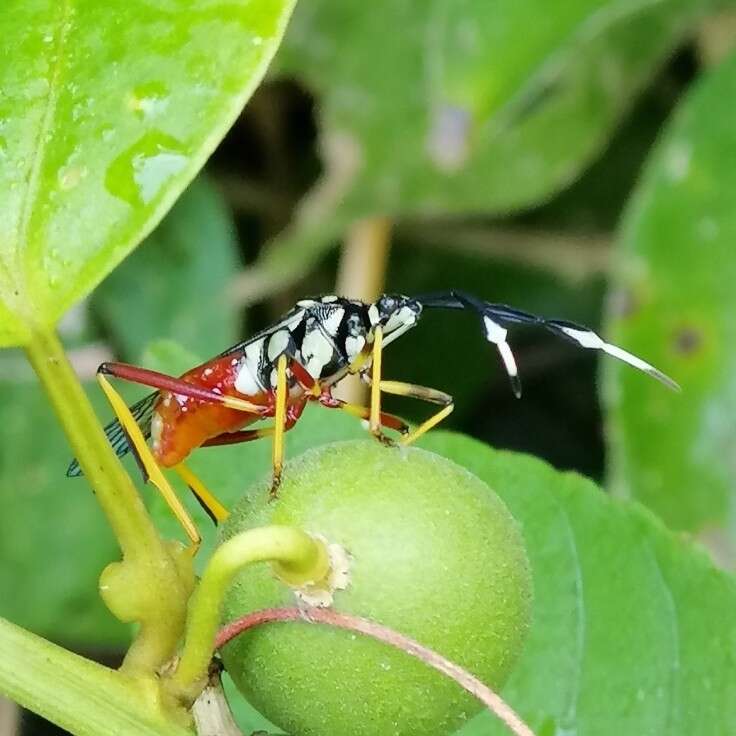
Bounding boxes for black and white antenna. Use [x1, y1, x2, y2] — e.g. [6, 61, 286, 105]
[417, 291, 679, 397]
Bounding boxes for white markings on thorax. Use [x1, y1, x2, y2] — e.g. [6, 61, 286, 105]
[345, 334, 366, 359]
[301, 306, 346, 380]
[300, 324, 335, 379]
[234, 337, 266, 396]
[368, 304, 380, 326]
[320, 306, 345, 337]
[267, 329, 290, 361]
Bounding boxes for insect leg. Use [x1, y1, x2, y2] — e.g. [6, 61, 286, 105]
[173, 464, 229, 526]
[271, 354, 289, 497]
[369, 378, 455, 446]
[369, 325, 384, 436]
[201, 399, 306, 448]
[98, 362, 267, 414]
[318, 392, 409, 438]
[97, 373, 201, 552]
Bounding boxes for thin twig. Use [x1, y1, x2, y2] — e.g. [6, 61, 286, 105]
[217, 607, 535, 736]
[334, 217, 393, 403]
[336, 217, 393, 301]
[396, 221, 610, 283]
[0, 696, 20, 736]
[696, 10, 736, 66]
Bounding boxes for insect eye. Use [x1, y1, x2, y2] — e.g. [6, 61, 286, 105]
[378, 296, 396, 315]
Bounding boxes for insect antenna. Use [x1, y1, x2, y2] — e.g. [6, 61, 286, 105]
[416, 290, 679, 396]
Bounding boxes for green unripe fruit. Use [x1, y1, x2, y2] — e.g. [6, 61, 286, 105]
[219, 440, 532, 736]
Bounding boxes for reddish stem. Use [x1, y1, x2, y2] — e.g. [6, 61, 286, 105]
[217, 607, 535, 736]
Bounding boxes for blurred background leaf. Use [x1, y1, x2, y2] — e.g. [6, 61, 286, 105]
[0, 375, 126, 650]
[0, 0, 295, 346]
[604, 49, 736, 564]
[231, 0, 722, 302]
[92, 175, 240, 362]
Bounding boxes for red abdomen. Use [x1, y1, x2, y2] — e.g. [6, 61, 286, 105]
[150, 355, 267, 468]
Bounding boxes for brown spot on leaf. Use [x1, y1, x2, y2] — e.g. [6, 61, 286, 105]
[673, 326, 703, 356]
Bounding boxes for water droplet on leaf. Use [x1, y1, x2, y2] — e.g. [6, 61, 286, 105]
[58, 165, 88, 191]
[127, 81, 170, 121]
[104, 131, 188, 207]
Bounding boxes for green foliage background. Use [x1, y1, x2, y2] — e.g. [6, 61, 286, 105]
[2, 0, 736, 734]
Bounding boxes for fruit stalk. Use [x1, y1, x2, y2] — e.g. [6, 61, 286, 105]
[169, 525, 330, 702]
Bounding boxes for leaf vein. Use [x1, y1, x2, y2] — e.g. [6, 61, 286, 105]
[548, 476, 586, 732]
[14, 0, 73, 314]
[646, 540, 681, 733]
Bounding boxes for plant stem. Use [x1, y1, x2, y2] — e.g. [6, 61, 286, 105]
[336, 216, 392, 301]
[0, 616, 192, 736]
[25, 328, 158, 556]
[334, 216, 392, 404]
[397, 221, 610, 284]
[170, 526, 329, 701]
[24, 327, 193, 675]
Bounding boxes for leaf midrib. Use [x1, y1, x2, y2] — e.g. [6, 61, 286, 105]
[11, 0, 73, 324]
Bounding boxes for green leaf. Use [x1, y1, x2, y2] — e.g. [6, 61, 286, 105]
[237, 0, 714, 300]
[603, 51, 736, 548]
[93, 175, 240, 362]
[0, 0, 295, 347]
[419, 433, 736, 736]
[0, 373, 126, 647]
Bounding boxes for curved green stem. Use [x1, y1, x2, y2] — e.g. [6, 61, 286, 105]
[170, 525, 329, 701]
[24, 327, 194, 676]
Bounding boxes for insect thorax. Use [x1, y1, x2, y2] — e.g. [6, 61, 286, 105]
[230, 294, 423, 395]
[232, 297, 372, 394]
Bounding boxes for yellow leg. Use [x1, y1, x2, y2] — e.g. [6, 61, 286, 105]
[374, 379, 454, 446]
[401, 404, 454, 445]
[173, 463, 229, 525]
[270, 354, 288, 496]
[96, 373, 201, 551]
[369, 325, 383, 434]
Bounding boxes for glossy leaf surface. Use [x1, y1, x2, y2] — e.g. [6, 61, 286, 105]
[0, 0, 295, 347]
[93, 175, 240, 361]
[236, 0, 716, 300]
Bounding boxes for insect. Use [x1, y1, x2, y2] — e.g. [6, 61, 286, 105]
[68, 291, 678, 549]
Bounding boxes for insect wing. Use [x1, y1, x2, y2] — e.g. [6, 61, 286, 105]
[66, 391, 159, 477]
[215, 306, 307, 360]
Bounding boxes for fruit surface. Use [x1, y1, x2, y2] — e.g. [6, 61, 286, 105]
[220, 440, 532, 736]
